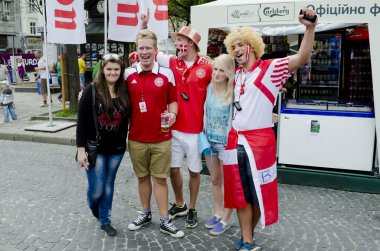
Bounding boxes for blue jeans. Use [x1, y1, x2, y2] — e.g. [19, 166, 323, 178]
[80, 73, 85, 85]
[2, 103, 17, 122]
[86, 153, 124, 226]
[57, 76, 62, 99]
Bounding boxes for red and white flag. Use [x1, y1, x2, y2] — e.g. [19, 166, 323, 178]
[176, 43, 188, 53]
[46, 0, 86, 44]
[223, 127, 279, 228]
[108, 0, 168, 42]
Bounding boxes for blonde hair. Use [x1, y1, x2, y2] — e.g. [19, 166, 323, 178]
[224, 26, 265, 59]
[212, 54, 235, 105]
[136, 29, 158, 49]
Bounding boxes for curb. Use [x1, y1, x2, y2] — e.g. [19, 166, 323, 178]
[0, 131, 76, 146]
[15, 87, 61, 93]
[30, 115, 77, 122]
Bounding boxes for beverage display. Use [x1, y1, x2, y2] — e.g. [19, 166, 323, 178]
[298, 33, 341, 100]
[346, 47, 373, 103]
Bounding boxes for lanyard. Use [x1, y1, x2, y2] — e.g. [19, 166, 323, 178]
[239, 69, 248, 96]
[135, 66, 160, 102]
[137, 77, 145, 102]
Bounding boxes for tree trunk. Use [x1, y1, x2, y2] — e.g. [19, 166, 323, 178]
[65, 44, 80, 112]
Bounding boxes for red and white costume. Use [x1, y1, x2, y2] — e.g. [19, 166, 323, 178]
[223, 57, 291, 228]
[156, 52, 212, 133]
[124, 62, 177, 143]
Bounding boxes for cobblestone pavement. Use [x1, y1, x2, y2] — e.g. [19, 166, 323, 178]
[1, 140, 380, 251]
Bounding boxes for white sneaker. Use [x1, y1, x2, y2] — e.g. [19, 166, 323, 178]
[128, 211, 152, 231]
[160, 219, 184, 238]
[40, 102, 47, 107]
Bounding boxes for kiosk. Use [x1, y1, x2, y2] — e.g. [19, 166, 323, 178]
[191, 0, 380, 189]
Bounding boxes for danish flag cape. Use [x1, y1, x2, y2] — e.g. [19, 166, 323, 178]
[223, 127, 278, 228]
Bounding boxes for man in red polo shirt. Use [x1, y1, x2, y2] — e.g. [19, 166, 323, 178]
[142, 16, 212, 228]
[125, 29, 184, 238]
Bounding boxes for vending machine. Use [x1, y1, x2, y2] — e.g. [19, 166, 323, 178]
[341, 27, 373, 105]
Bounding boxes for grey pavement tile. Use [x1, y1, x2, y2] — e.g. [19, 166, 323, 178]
[24, 246, 38, 251]
[1, 140, 380, 250]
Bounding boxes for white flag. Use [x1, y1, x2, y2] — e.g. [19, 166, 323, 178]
[108, 0, 168, 42]
[147, 0, 168, 40]
[46, 0, 86, 44]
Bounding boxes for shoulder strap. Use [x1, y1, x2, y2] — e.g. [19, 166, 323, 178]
[91, 83, 100, 140]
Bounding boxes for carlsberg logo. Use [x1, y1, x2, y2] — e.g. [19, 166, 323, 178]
[263, 6, 290, 17]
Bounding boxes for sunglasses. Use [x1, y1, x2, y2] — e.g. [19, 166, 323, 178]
[102, 53, 120, 61]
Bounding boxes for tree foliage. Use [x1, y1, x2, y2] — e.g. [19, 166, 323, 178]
[168, 0, 216, 30]
[23, 0, 43, 15]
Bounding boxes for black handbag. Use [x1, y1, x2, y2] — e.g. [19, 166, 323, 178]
[76, 83, 100, 167]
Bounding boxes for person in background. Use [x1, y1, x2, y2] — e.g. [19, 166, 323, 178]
[76, 53, 131, 237]
[203, 54, 235, 236]
[222, 8, 317, 251]
[16, 57, 26, 84]
[0, 83, 17, 123]
[128, 51, 139, 67]
[92, 55, 103, 82]
[34, 50, 50, 107]
[57, 56, 62, 102]
[78, 53, 86, 89]
[0, 62, 11, 84]
[125, 29, 184, 238]
[141, 14, 213, 229]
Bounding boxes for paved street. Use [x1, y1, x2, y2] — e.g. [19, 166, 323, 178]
[1, 140, 380, 251]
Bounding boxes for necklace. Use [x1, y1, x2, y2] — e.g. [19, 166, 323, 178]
[108, 85, 115, 93]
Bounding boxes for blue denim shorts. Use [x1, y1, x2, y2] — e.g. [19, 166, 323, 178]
[203, 142, 225, 158]
[237, 145, 259, 205]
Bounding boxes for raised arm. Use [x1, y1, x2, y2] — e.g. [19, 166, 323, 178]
[288, 7, 318, 73]
[141, 10, 149, 29]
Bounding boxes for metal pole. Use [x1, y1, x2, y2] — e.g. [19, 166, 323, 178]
[12, 36, 16, 83]
[42, 0, 53, 126]
[276, 92, 283, 158]
[104, 0, 108, 54]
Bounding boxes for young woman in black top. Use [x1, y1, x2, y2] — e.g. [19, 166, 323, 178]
[76, 54, 130, 237]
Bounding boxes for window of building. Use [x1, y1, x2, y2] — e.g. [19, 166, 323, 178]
[4, 0, 11, 15]
[28, 0, 36, 12]
[30, 22, 36, 34]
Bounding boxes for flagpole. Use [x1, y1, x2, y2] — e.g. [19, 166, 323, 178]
[104, 0, 108, 54]
[42, 0, 53, 126]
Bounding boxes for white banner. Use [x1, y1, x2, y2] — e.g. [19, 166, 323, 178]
[108, 0, 168, 42]
[46, 0, 86, 44]
[147, 0, 169, 40]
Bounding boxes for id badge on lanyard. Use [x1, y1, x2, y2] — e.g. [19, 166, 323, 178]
[139, 101, 147, 113]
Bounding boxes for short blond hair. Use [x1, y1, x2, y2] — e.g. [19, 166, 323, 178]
[224, 26, 265, 59]
[136, 29, 158, 49]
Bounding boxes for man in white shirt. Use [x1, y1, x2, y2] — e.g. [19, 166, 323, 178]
[222, 7, 317, 251]
[0, 63, 11, 84]
[34, 50, 49, 107]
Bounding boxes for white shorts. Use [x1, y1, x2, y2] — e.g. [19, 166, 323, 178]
[171, 130, 202, 173]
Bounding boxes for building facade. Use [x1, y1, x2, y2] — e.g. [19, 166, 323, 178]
[0, 0, 20, 52]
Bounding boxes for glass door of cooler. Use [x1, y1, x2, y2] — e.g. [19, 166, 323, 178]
[298, 33, 342, 100]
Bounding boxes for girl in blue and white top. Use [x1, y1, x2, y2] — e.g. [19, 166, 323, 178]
[203, 54, 235, 235]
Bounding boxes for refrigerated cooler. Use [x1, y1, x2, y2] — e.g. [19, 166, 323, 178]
[278, 99, 376, 172]
[298, 33, 342, 100]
